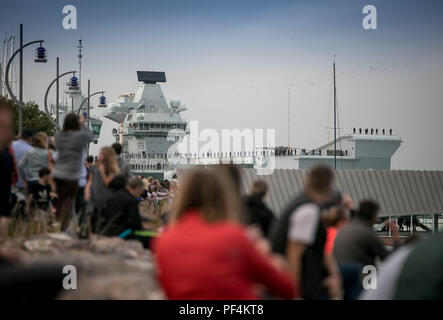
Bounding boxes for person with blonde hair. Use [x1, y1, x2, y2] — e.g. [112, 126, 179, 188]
[85, 146, 120, 231]
[18, 132, 53, 194]
[153, 168, 295, 300]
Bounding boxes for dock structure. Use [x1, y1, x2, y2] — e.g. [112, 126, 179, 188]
[239, 168, 443, 232]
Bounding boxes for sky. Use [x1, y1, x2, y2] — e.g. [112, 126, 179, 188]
[1, 0, 443, 170]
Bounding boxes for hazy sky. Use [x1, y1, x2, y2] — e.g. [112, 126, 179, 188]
[1, 0, 443, 170]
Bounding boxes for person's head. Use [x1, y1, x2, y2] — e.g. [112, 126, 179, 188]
[323, 206, 349, 228]
[0, 101, 13, 149]
[251, 180, 268, 198]
[38, 167, 51, 184]
[111, 143, 122, 156]
[33, 132, 48, 149]
[306, 165, 334, 203]
[21, 128, 34, 143]
[147, 176, 153, 184]
[108, 174, 127, 191]
[127, 177, 145, 198]
[86, 155, 94, 166]
[48, 136, 56, 150]
[357, 200, 380, 225]
[163, 180, 170, 190]
[98, 147, 119, 175]
[137, 175, 143, 180]
[172, 168, 242, 224]
[170, 180, 178, 193]
[62, 113, 80, 132]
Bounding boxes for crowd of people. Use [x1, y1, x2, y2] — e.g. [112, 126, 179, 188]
[1, 101, 442, 299]
[0, 108, 176, 245]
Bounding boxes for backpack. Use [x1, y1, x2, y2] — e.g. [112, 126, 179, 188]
[270, 193, 313, 254]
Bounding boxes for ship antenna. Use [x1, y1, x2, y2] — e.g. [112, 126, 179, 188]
[77, 39, 83, 92]
[287, 89, 290, 150]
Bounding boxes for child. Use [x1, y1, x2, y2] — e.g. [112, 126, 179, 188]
[26, 167, 55, 217]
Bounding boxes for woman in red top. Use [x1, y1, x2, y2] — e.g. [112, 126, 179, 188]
[324, 207, 348, 255]
[153, 168, 296, 300]
[323, 195, 354, 255]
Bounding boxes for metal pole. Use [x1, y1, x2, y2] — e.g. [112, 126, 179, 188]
[287, 90, 290, 150]
[19, 23, 23, 136]
[9, 36, 14, 96]
[4, 38, 44, 131]
[44, 71, 76, 130]
[87, 79, 90, 155]
[0, 60, 3, 97]
[333, 61, 337, 170]
[56, 57, 59, 131]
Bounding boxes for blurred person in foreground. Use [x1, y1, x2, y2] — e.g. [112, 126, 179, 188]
[323, 198, 362, 300]
[245, 180, 275, 238]
[322, 192, 356, 254]
[216, 164, 248, 223]
[111, 142, 132, 179]
[333, 200, 399, 273]
[98, 177, 153, 248]
[25, 167, 55, 217]
[0, 102, 14, 243]
[18, 132, 53, 194]
[360, 231, 442, 300]
[271, 165, 342, 299]
[153, 168, 295, 300]
[11, 128, 33, 195]
[85, 147, 120, 231]
[75, 154, 88, 227]
[52, 113, 95, 231]
[85, 155, 94, 170]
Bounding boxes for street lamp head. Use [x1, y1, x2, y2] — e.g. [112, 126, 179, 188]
[98, 94, 107, 108]
[65, 76, 80, 94]
[34, 42, 47, 63]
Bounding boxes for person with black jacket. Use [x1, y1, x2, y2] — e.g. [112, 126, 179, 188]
[270, 165, 342, 299]
[98, 177, 151, 248]
[0, 102, 14, 243]
[245, 180, 275, 238]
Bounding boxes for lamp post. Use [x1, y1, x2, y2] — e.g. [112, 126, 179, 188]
[44, 70, 77, 131]
[75, 90, 106, 115]
[56, 57, 59, 129]
[4, 24, 46, 136]
[75, 88, 106, 155]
